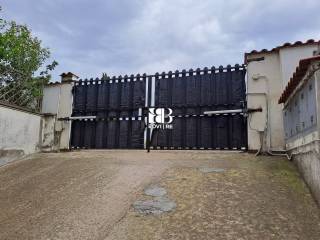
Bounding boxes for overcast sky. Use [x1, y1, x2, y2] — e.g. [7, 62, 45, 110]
[1, 0, 320, 81]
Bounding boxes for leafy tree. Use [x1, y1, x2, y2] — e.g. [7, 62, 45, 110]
[0, 6, 58, 110]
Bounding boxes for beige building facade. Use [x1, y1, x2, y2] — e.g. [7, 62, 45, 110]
[245, 40, 320, 152]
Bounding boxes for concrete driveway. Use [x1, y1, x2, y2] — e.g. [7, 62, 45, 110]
[0, 150, 319, 240]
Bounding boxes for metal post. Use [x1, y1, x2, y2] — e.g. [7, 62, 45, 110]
[145, 75, 153, 153]
[146, 107, 150, 153]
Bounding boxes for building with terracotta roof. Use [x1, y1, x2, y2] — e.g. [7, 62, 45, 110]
[245, 39, 320, 152]
[278, 55, 320, 204]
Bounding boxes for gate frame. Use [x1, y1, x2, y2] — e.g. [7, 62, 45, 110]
[68, 65, 248, 151]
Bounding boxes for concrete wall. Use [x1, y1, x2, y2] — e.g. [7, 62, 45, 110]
[292, 145, 320, 205]
[0, 79, 74, 162]
[246, 45, 318, 151]
[0, 104, 42, 164]
[283, 75, 317, 143]
[283, 65, 320, 205]
[279, 45, 318, 88]
[42, 86, 60, 114]
[41, 82, 74, 151]
[316, 70, 320, 140]
[56, 83, 73, 149]
[247, 52, 284, 151]
[41, 114, 58, 152]
[283, 64, 320, 150]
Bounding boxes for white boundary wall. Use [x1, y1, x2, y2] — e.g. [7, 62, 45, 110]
[0, 104, 42, 155]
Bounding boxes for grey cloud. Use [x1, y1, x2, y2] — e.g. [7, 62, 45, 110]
[1, 0, 320, 80]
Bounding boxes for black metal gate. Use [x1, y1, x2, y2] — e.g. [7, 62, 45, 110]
[70, 64, 247, 150]
[70, 75, 147, 149]
[150, 65, 247, 150]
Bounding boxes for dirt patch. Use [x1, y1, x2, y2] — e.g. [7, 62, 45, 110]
[0, 150, 170, 240]
[0, 150, 319, 240]
[0, 149, 25, 166]
[107, 153, 320, 240]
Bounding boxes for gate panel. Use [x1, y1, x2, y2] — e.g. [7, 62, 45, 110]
[70, 64, 246, 150]
[95, 120, 106, 148]
[151, 64, 247, 150]
[71, 76, 146, 149]
[83, 120, 96, 148]
[200, 116, 212, 148]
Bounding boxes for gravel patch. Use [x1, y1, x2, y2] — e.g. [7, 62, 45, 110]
[199, 167, 225, 173]
[144, 185, 167, 197]
[133, 197, 176, 215]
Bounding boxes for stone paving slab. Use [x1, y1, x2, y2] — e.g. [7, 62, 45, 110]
[144, 185, 167, 197]
[199, 167, 226, 173]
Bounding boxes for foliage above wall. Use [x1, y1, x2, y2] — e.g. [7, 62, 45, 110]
[0, 6, 58, 110]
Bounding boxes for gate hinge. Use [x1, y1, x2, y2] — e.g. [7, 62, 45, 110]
[246, 108, 263, 113]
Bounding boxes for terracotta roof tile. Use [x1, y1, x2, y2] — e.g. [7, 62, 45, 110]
[60, 72, 79, 78]
[245, 39, 320, 63]
[278, 55, 320, 104]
